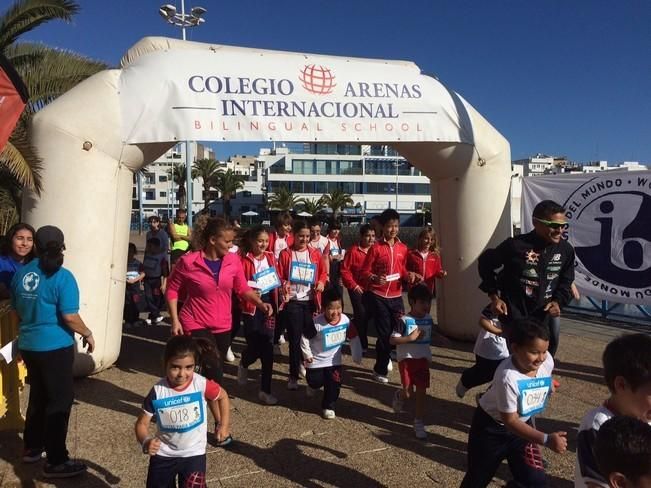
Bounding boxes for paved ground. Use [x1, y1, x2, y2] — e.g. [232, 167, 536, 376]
[2, 308, 648, 488]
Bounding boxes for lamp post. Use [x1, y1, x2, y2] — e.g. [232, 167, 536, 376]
[159, 2, 207, 221]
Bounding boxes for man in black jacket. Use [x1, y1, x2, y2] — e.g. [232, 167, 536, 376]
[478, 200, 575, 356]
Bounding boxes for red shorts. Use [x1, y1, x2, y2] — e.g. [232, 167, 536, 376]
[398, 358, 430, 389]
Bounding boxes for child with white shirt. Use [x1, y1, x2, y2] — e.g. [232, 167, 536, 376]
[300, 289, 362, 419]
[456, 305, 510, 399]
[461, 318, 567, 487]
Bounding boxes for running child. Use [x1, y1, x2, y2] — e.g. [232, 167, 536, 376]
[278, 219, 328, 390]
[390, 284, 438, 439]
[341, 223, 375, 352]
[268, 212, 294, 348]
[325, 220, 344, 299]
[575, 333, 651, 488]
[406, 226, 447, 294]
[124, 242, 145, 328]
[593, 416, 651, 488]
[455, 305, 509, 399]
[461, 318, 567, 488]
[308, 218, 330, 256]
[142, 237, 169, 325]
[300, 289, 362, 419]
[360, 208, 417, 383]
[238, 225, 281, 405]
[135, 335, 231, 488]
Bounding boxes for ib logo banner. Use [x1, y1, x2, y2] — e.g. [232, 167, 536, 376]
[564, 174, 651, 302]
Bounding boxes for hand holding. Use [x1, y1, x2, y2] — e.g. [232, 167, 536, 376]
[548, 432, 567, 453]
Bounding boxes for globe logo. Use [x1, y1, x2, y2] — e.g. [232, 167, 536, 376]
[22, 272, 40, 292]
[299, 65, 337, 95]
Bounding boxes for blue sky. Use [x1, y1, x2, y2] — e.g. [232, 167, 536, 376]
[19, 0, 651, 163]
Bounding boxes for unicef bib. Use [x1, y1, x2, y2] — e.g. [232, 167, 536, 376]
[290, 261, 316, 285]
[517, 376, 551, 417]
[152, 391, 204, 433]
[404, 317, 433, 344]
[253, 267, 281, 294]
[322, 323, 348, 351]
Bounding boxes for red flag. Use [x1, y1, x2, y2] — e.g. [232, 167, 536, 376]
[0, 53, 28, 151]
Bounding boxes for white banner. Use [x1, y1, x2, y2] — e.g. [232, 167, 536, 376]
[118, 47, 472, 144]
[521, 171, 651, 305]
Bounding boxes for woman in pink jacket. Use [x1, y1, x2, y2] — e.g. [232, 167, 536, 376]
[166, 217, 272, 382]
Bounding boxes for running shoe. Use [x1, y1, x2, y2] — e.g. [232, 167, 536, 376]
[225, 347, 236, 363]
[373, 372, 389, 384]
[455, 380, 468, 399]
[278, 334, 286, 345]
[22, 449, 44, 464]
[413, 419, 427, 439]
[387, 360, 393, 372]
[42, 460, 87, 479]
[155, 316, 165, 324]
[287, 378, 299, 390]
[258, 391, 278, 405]
[145, 319, 152, 325]
[322, 409, 336, 420]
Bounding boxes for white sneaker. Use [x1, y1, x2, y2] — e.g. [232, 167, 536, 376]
[392, 390, 404, 413]
[237, 363, 248, 386]
[373, 372, 389, 384]
[225, 347, 236, 363]
[278, 334, 286, 345]
[455, 379, 468, 399]
[287, 378, 299, 390]
[387, 360, 393, 372]
[145, 318, 152, 325]
[322, 409, 336, 420]
[155, 316, 165, 324]
[299, 364, 306, 378]
[258, 391, 278, 405]
[306, 385, 317, 398]
[414, 419, 427, 439]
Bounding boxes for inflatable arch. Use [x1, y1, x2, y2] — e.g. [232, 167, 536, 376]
[24, 37, 510, 375]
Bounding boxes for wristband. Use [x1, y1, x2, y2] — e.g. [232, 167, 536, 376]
[141, 436, 153, 454]
[542, 433, 549, 445]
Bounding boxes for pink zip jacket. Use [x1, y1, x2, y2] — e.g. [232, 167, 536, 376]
[166, 250, 251, 334]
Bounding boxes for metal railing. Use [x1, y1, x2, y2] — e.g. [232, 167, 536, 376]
[565, 296, 650, 324]
[0, 300, 26, 430]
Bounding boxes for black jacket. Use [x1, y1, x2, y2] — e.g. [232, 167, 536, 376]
[478, 231, 575, 322]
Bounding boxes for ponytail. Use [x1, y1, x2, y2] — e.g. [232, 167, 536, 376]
[38, 242, 64, 276]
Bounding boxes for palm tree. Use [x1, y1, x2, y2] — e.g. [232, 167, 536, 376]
[299, 196, 327, 216]
[267, 186, 301, 212]
[167, 163, 198, 210]
[193, 158, 222, 210]
[0, 0, 108, 194]
[322, 188, 354, 221]
[211, 169, 245, 218]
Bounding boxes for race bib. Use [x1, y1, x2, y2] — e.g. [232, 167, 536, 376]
[152, 392, 204, 433]
[330, 248, 341, 256]
[322, 323, 349, 351]
[290, 261, 316, 285]
[385, 273, 401, 282]
[126, 271, 140, 280]
[517, 377, 551, 417]
[404, 317, 432, 344]
[253, 267, 281, 294]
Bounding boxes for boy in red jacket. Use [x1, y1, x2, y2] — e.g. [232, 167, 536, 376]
[406, 226, 447, 295]
[341, 224, 375, 352]
[361, 209, 417, 383]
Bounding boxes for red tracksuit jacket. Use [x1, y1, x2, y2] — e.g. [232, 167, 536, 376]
[406, 249, 444, 295]
[360, 238, 409, 299]
[239, 250, 279, 316]
[341, 244, 370, 291]
[268, 231, 294, 259]
[277, 246, 328, 309]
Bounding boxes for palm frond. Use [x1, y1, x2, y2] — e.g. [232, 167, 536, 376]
[0, 138, 42, 193]
[0, 0, 79, 52]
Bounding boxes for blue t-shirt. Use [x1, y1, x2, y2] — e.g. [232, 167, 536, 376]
[0, 255, 22, 289]
[11, 259, 80, 352]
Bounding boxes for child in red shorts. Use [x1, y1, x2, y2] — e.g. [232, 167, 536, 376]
[390, 284, 436, 439]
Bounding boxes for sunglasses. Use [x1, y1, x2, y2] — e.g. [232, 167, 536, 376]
[534, 217, 568, 230]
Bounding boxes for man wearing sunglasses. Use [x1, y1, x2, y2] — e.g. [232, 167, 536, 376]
[478, 200, 575, 356]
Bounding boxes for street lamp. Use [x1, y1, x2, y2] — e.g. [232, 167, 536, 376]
[159, 1, 207, 220]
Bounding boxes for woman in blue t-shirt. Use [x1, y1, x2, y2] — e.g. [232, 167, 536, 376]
[0, 223, 36, 299]
[10, 226, 95, 479]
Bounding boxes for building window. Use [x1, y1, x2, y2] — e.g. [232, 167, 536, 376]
[158, 175, 168, 183]
[132, 187, 137, 199]
[160, 191, 167, 198]
[145, 190, 155, 200]
[144, 172, 155, 185]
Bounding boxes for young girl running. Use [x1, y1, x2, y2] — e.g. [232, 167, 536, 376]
[278, 220, 328, 391]
[325, 220, 344, 299]
[135, 335, 231, 488]
[300, 289, 362, 419]
[238, 225, 280, 405]
[461, 318, 567, 488]
[406, 226, 447, 294]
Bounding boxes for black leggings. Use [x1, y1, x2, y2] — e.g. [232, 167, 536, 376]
[461, 407, 546, 487]
[347, 289, 370, 350]
[241, 310, 275, 394]
[190, 329, 231, 383]
[306, 365, 342, 410]
[21, 346, 75, 465]
[284, 300, 315, 380]
[460, 355, 504, 390]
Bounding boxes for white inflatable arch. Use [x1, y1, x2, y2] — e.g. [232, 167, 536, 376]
[24, 37, 510, 375]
